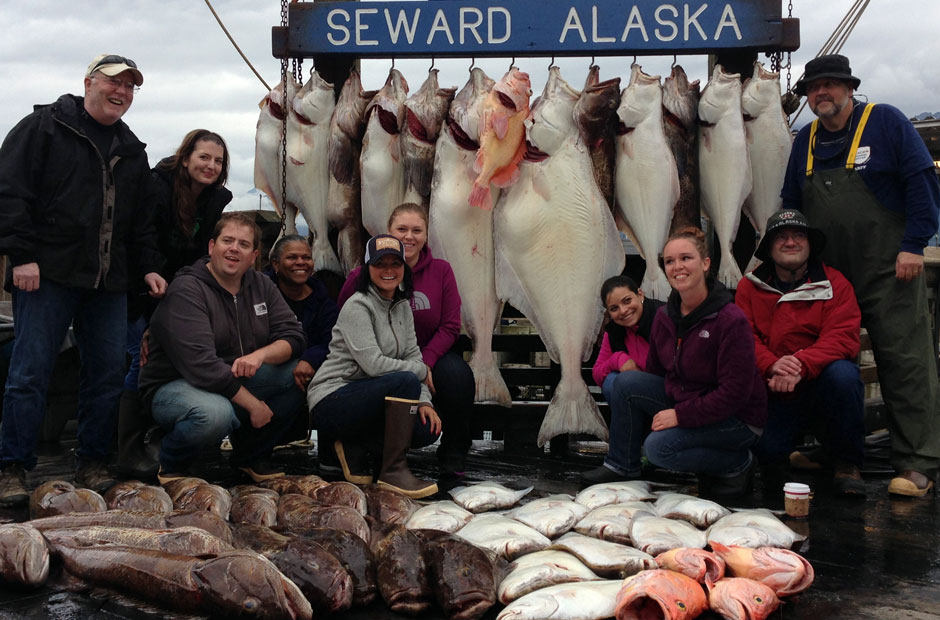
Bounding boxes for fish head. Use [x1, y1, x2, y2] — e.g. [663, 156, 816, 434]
[527, 66, 579, 155]
[334, 69, 377, 136]
[575, 70, 620, 144]
[494, 67, 532, 114]
[708, 577, 780, 620]
[293, 70, 335, 126]
[194, 551, 313, 620]
[366, 69, 409, 133]
[266, 77, 301, 122]
[741, 61, 783, 118]
[0, 524, 50, 586]
[617, 64, 661, 129]
[698, 64, 742, 124]
[663, 64, 701, 129]
[404, 69, 457, 143]
[616, 569, 709, 619]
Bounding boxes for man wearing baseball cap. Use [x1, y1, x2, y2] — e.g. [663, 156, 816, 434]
[0, 54, 166, 506]
[736, 210, 866, 497]
[781, 54, 940, 497]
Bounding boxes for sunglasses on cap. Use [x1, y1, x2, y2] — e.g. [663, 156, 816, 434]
[90, 54, 138, 72]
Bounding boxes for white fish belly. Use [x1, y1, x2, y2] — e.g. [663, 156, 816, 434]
[360, 119, 404, 237]
[495, 145, 624, 445]
[254, 115, 284, 215]
[615, 124, 680, 301]
[429, 131, 511, 406]
[746, 117, 792, 237]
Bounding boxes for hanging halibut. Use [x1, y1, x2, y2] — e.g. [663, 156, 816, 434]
[614, 65, 680, 302]
[742, 62, 793, 269]
[579, 65, 621, 210]
[494, 67, 624, 446]
[428, 68, 512, 407]
[254, 77, 299, 226]
[360, 69, 408, 236]
[699, 65, 752, 287]
[401, 69, 456, 207]
[662, 65, 701, 232]
[468, 68, 532, 210]
[328, 69, 376, 275]
[286, 70, 341, 274]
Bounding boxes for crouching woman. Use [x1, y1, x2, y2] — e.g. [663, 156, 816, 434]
[307, 235, 440, 499]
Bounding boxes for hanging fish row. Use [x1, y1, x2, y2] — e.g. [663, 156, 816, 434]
[252, 61, 792, 446]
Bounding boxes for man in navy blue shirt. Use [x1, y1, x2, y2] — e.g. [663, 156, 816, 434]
[781, 54, 940, 497]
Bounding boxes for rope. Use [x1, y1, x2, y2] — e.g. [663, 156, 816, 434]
[203, 0, 270, 91]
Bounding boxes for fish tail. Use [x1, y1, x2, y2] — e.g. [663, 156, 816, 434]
[468, 180, 493, 210]
[537, 378, 608, 447]
[469, 352, 512, 407]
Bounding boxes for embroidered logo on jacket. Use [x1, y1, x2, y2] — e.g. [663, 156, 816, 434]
[411, 292, 431, 311]
[698, 329, 710, 339]
[254, 303, 268, 316]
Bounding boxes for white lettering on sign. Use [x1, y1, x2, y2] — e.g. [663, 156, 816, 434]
[592, 6, 615, 43]
[654, 5, 678, 41]
[714, 4, 742, 40]
[559, 7, 587, 43]
[621, 5, 649, 42]
[427, 10, 455, 44]
[684, 3, 707, 41]
[326, 9, 350, 45]
[384, 8, 420, 45]
[460, 7, 484, 44]
[488, 7, 510, 44]
[356, 8, 379, 46]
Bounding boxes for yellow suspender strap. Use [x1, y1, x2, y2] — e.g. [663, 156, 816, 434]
[805, 120, 818, 176]
[846, 103, 876, 169]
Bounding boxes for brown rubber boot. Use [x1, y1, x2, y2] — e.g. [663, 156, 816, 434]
[115, 390, 159, 479]
[377, 398, 437, 499]
[334, 440, 374, 485]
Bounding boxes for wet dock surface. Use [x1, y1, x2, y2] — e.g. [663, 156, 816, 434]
[1, 423, 939, 619]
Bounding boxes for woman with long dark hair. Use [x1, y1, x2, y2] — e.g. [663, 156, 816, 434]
[116, 129, 231, 478]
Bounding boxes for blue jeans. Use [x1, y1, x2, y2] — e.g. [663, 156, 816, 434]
[603, 370, 758, 477]
[0, 280, 126, 469]
[123, 315, 148, 391]
[431, 351, 475, 468]
[755, 359, 865, 468]
[151, 361, 304, 471]
[313, 371, 438, 450]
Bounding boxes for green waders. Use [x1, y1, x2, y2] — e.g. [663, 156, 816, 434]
[801, 104, 940, 475]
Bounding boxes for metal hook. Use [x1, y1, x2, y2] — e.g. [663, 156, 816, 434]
[309, 65, 316, 77]
[391, 58, 396, 70]
[429, 57, 436, 72]
[589, 56, 595, 69]
[548, 56, 555, 70]
[509, 57, 516, 70]
[671, 55, 677, 68]
[632, 55, 637, 67]
[469, 57, 476, 72]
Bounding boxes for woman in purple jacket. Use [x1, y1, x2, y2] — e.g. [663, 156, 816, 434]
[338, 203, 473, 488]
[581, 227, 766, 498]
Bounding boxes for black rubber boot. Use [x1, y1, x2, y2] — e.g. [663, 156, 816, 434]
[377, 398, 437, 499]
[115, 390, 159, 479]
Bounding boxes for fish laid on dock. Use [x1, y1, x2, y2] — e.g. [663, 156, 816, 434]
[615, 569, 707, 620]
[710, 541, 815, 596]
[0, 523, 49, 587]
[652, 492, 731, 528]
[497, 549, 600, 605]
[405, 500, 473, 533]
[706, 509, 807, 549]
[707, 577, 780, 620]
[456, 513, 550, 560]
[574, 481, 655, 509]
[449, 481, 533, 513]
[371, 524, 433, 614]
[41, 525, 232, 556]
[629, 511, 708, 556]
[103, 481, 173, 514]
[414, 529, 503, 620]
[655, 547, 725, 586]
[548, 531, 657, 578]
[29, 480, 105, 519]
[507, 494, 589, 539]
[230, 491, 278, 527]
[497, 579, 623, 620]
[573, 501, 652, 544]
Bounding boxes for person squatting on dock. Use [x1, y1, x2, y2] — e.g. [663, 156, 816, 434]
[736, 209, 867, 497]
[0, 54, 167, 507]
[310, 234, 442, 499]
[781, 54, 940, 497]
[337, 203, 474, 491]
[117, 129, 233, 479]
[583, 227, 767, 498]
[138, 212, 307, 485]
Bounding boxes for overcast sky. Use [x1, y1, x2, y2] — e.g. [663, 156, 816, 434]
[1, 0, 938, 204]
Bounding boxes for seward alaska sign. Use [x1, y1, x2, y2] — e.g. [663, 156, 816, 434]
[279, 0, 799, 58]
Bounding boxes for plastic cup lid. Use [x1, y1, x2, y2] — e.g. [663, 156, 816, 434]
[783, 482, 811, 494]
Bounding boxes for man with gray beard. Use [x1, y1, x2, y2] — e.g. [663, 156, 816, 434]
[781, 54, 940, 497]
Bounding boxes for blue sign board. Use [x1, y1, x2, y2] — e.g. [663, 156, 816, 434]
[284, 0, 797, 58]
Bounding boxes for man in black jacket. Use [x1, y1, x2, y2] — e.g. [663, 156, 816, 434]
[0, 55, 167, 506]
[139, 213, 306, 484]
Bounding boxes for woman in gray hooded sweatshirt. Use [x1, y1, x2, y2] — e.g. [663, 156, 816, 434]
[307, 235, 440, 499]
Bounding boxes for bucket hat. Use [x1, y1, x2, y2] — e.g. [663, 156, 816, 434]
[754, 209, 826, 262]
[794, 54, 859, 96]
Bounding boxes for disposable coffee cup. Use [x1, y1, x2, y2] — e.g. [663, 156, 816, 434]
[783, 482, 811, 518]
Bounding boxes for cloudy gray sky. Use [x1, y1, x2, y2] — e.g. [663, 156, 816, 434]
[1, 0, 937, 204]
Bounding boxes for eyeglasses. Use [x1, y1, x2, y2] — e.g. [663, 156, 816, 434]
[91, 54, 137, 71]
[93, 74, 139, 93]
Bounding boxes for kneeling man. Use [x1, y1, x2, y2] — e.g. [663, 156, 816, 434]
[139, 212, 306, 483]
[736, 210, 866, 496]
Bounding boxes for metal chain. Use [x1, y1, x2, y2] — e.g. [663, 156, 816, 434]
[279, 0, 288, 233]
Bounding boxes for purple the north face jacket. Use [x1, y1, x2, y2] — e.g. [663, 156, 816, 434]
[645, 282, 767, 430]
